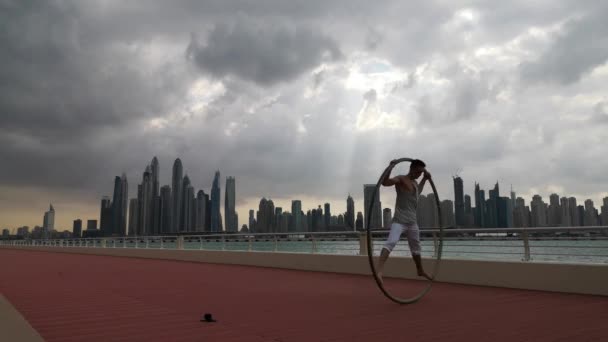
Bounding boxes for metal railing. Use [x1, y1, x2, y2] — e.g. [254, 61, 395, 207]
[2, 226, 608, 264]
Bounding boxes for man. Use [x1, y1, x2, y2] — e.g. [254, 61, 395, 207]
[376, 159, 433, 283]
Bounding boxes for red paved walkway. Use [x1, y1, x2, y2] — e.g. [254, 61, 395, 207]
[1, 249, 607, 342]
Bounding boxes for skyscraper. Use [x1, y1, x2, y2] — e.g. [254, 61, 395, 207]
[363, 184, 382, 229]
[225, 177, 237, 232]
[382, 208, 392, 229]
[210, 171, 221, 232]
[441, 200, 455, 227]
[171, 159, 183, 233]
[151, 157, 159, 198]
[346, 195, 355, 230]
[453, 176, 464, 227]
[291, 200, 302, 232]
[548, 193, 561, 227]
[128, 198, 138, 236]
[181, 175, 192, 232]
[73, 219, 82, 238]
[355, 212, 363, 230]
[257, 198, 274, 233]
[100, 197, 112, 236]
[43, 204, 55, 238]
[196, 190, 207, 232]
[560, 197, 571, 226]
[160, 186, 172, 233]
[138, 166, 153, 235]
[249, 209, 255, 233]
[568, 197, 579, 226]
[111, 174, 128, 236]
[584, 200, 598, 226]
[600, 197, 608, 226]
[324, 203, 331, 228]
[474, 183, 486, 228]
[531, 195, 547, 227]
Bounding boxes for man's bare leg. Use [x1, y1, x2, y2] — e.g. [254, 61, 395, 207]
[376, 248, 390, 284]
[412, 254, 433, 281]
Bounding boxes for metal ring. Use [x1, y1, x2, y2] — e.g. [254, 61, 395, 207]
[366, 157, 444, 304]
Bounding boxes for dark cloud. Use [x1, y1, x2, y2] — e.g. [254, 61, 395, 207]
[520, 9, 608, 85]
[186, 21, 343, 86]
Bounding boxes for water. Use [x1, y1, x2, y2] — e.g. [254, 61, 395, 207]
[92, 237, 608, 264]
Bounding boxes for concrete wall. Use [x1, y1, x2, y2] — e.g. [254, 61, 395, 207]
[2, 246, 607, 296]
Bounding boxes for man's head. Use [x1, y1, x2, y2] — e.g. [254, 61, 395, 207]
[409, 159, 426, 179]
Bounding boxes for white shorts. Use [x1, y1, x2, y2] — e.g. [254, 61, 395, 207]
[382, 222, 421, 255]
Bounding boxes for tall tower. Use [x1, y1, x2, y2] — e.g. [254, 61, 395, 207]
[453, 176, 464, 227]
[346, 195, 355, 230]
[291, 200, 302, 232]
[160, 186, 172, 233]
[171, 159, 183, 233]
[225, 176, 237, 232]
[151, 157, 159, 198]
[196, 190, 207, 232]
[363, 184, 382, 229]
[181, 175, 192, 232]
[210, 171, 221, 232]
[43, 204, 55, 238]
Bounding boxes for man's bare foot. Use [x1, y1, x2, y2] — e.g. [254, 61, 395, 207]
[417, 270, 433, 281]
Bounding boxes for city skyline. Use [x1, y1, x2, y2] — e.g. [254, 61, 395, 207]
[3, 156, 607, 234]
[2, 2, 608, 232]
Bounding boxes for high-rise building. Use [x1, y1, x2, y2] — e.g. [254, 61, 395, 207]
[138, 166, 153, 235]
[560, 197, 571, 226]
[513, 197, 530, 228]
[160, 186, 172, 233]
[568, 197, 579, 226]
[453, 176, 464, 227]
[210, 171, 221, 232]
[86, 220, 97, 230]
[73, 219, 82, 238]
[601, 197, 608, 226]
[382, 208, 392, 229]
[441, 200, 455, 227]
[43, 204, 55, 238]
[128, 198, 138, 236]
[225, 177, 237, 232]
[324, 203, 331, 228]
[363, 184, 382, 229]
[196, 190, 207, 232]
[497, 197, 513, 228]
[100, 197, 112, 236]
[111, 176, 126, 236]
[485, 182, 500, 228]
[584, 200, 598, 226]
[291, 200, 302, 232]
[346, 195, 355, 230]
[464, 194, 474, 227]
[151, 196, 163, 236]
[181, 175, 192, 232]
[151, 157, 159, 199]
[257, 198, 275, 233]
[355, 212, 364, 230]
[474, 183, 486, 228]
[531, 195, 547, 227]
[417, 194, 439, 228]
[171, 159, 183, 233]
[249, 209, 256, 233]
[548, 194, 561, 227]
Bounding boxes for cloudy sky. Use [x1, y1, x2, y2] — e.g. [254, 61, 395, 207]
[1, 0, 607, 231]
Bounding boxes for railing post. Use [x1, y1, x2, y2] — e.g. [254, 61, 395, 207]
[161, 237, 164, 249]
[432, 232, 439, 258]
[359, 232, 368, 255]
[124, 238, 127, 248]
[177, 236, 184, 250]
[522, 230, 531, 261]
[311, 236, 317, 254]
[199, 237, 203, 250]
[101, 238, 107, 248]
[221, 237, 226, 251]
[248, 237, 253, 251]
[274, 235, 278, 252]
[145, 237, 149, 249]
